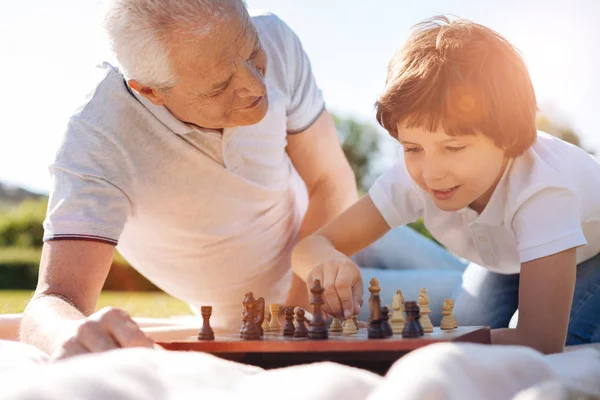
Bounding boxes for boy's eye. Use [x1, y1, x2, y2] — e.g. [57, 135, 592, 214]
[447, 146, 467, 152]
[404, 147, 421, 153]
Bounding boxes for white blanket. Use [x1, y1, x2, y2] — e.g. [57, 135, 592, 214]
[0, 340, 598, 400]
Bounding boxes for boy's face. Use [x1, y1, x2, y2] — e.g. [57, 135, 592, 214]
[396, 122, 509, 213]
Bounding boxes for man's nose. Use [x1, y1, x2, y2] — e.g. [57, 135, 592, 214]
[237, 63, 266, 98]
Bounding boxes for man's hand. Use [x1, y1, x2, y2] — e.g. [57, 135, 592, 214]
[51, 307, 154, 360]
[306, 257, 363, 320]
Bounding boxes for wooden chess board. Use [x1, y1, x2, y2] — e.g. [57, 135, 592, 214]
[158, 326, 491, 374]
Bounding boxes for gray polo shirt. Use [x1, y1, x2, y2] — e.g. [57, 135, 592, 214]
[43, 12, 325, 328]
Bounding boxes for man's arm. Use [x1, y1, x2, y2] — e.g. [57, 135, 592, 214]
[286, 109, 358, 240]
[21, 240, 153, 357]
[491, 248, 577, 354]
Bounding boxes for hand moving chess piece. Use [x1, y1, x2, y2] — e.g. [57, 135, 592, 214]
[283, 307, 296, 337]
[418, 288, 434, 333]
[294, 308, 309, 337]
[198, 306, 214, 340]
[241, 292, 261, 340]
[308, 280, 328, 339]
[391, 289, 405, 334]
[402, 301, 421, 338]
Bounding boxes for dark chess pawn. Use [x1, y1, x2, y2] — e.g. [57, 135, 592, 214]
[283, 307, 296, 337]
[402, 301, 421, 338]
[294, 309, 309, 338]
[198, 306, 215, 341]
[368, 293, 384, 339]
[308, 280, 329, 340]
[381, 305, 393, 338]
[241, 292, 261, 340]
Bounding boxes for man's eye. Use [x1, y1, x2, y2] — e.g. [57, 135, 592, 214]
[447, 146, 467, 152]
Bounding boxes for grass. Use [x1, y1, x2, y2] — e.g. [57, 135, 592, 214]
[0, 290, 193, 317]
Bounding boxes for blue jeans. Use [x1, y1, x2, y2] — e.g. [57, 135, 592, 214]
[354, 226, 600, 345]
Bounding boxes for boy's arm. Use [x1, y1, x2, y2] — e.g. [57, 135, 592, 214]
[292, 195, 390, 318]
[491, 248, 577, 354]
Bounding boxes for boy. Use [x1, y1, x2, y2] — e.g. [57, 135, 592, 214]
[291, 16, 600, 354]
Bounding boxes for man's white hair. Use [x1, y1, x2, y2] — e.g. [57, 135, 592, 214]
[103, 0, 245, 90]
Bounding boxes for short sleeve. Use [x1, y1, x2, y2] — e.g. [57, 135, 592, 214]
[513, 187, 587, 263]
[368, 158, 424, 228]
[277, 19, 325, 133]
[43, 119, 133, 245]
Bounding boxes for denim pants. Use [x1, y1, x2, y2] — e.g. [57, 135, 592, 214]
[353, 226, 600, 345]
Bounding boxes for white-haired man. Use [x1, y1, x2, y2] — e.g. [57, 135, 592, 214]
[20, 0, 465, 358]
[20, 0, 359, 358]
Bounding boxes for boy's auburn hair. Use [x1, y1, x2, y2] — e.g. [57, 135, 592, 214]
[375, 16, 537, 157]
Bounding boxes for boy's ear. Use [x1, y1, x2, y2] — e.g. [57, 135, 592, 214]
[128, 80, 166, 106]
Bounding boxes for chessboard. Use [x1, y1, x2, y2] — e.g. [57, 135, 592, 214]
[158, 326, 490, 374]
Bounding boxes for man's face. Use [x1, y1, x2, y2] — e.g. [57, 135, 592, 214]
[396, 122, 508, 213]
[144, 8, 269, 130]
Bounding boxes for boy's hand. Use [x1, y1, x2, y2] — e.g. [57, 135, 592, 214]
[306, 257, 363, 320]
[51, 307, 155, 360]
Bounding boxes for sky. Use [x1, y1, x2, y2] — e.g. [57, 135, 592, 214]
[1, 0, 598, 194]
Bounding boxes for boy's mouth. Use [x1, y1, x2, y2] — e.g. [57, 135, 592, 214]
[431, 185, 460, 200]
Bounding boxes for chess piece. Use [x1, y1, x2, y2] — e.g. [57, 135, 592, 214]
[308, 280, 328, 340]
[449, 299, 458, 328]
[415, 302, 424, 336]
[254, 297, 265, 336]
[418, 288, 434, 333]
[368, 293, 384, 339]
[329, 317, 343, 333]
[294, 308, 309, 337]
[440, 299, 457, 330]
[261, 307, 271, 334]
[402, 301, 421, 338]
[352, 315, 359, 329]
[197, 306, 215, 340]
[381, 305, 393, 338]
[391, 289, 405, 334]
[241, 292, 261, 340]
[368, 277, 381, 322]
[268, 304, 282, 334]
[283, 307, 296, 337]
[342, 317, 358, 335]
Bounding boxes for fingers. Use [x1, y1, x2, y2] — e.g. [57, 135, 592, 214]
[76, 321, 120, 352]
[322, 262, 344, 319]
[335, 263, 355, 319]
[52, 338, 89, 360]
[98, 308, 154, 349]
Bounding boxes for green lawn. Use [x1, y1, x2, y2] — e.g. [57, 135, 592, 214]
[0, 290, 193, 317]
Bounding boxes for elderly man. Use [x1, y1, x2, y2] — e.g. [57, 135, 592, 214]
[20, 0, 464, 358]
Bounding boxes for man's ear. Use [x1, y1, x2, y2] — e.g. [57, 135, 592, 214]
[128, 79, 166, 106]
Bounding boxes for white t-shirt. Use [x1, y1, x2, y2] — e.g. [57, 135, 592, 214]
[43, 12, 325, 328]
[369, 132, 600, 274]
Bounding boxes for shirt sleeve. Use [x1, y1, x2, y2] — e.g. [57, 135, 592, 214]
[368, 158, 424, 228]
[513, 187, 587, 263]
[42, 119, 133, 245]
[277, 18, 325, 133]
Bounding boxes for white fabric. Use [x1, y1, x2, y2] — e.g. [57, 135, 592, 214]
[0, 340, 598, 400]
[42, 12, 325, 328]
[369, 132, 600, 273]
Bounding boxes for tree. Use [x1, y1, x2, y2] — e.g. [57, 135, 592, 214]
[536, 115, 593, 154]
